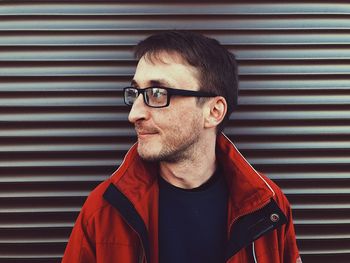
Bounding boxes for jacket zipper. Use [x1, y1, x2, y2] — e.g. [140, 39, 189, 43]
[138, 241, 146, 263]
[115, 211, 148, 263]
[137, 234, 146, 263]
[129, 222, 147, 263]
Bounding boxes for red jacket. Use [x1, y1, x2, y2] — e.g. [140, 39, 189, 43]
[62, 134, 301, 263]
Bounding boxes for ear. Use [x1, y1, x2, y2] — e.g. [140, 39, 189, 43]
[203, 96, 227, 129]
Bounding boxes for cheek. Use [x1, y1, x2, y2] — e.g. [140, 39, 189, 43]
[152, 109, 178, 129]
[152, 102, 203, 133]
[167, 109, 203, 134]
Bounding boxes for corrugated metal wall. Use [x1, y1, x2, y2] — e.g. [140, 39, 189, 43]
[1, 1, 350, 262]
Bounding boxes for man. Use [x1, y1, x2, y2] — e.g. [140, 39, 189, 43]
[62, 31, 301, 263]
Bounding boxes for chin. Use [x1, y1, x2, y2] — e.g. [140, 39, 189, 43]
[138, 152, 161, 162]
[137, 145, 161, 162]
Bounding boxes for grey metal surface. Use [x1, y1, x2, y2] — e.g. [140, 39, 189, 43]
[0, 1, 349, 263]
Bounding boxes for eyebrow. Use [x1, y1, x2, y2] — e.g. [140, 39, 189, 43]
[130, 79, 138, 87]
[131, 79, 172, 88]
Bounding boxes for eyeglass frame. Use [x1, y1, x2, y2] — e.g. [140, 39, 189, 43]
[123, 86, 217, 108]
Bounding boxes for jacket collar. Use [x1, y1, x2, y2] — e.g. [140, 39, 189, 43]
[109, 133, 275, 222]
[216, 133, 275, 224]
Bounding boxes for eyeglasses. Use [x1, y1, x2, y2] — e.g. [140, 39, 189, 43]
[123, 86, 217, 108]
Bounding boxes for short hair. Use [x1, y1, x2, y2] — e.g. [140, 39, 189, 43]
[134, 30, 239, 133]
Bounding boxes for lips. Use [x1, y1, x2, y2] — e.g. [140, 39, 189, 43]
[136, 132, 158, 141]
[137, 131, 158, 136]
[135, 127, 158, 137]
[134, 122, 159, 139]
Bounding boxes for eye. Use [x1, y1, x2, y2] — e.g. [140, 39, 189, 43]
[128, 88, 138, 96]
[151, 88, 166, 98]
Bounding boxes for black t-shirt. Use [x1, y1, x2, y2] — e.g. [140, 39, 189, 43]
[158, 170, 228, 263]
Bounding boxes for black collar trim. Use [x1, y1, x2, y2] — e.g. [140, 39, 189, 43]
[103, 183, 150, 263]
[226, 198, 287, 260]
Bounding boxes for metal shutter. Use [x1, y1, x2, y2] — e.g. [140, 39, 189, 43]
[1, 1, 349, 262]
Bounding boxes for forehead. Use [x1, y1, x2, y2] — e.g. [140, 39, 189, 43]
[133, 51, 199, 88]
[142, 50, 187, 65]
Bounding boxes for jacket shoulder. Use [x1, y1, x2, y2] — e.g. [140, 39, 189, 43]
[78, 178, 114, 222]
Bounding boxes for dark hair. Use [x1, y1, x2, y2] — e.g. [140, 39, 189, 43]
[134, 30, 238, 133]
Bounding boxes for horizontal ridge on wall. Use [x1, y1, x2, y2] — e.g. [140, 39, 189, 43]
[0, 1, 350, 263]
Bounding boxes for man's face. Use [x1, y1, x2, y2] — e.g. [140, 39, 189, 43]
[128, 52, 205, 162]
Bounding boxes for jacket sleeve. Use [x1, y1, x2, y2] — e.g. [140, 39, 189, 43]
[61, 210, 96, 263]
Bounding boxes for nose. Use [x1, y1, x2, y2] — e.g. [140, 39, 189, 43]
[128, 93, 149, 124]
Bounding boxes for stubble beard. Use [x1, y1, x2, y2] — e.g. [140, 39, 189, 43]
[137, 120, 202, 163]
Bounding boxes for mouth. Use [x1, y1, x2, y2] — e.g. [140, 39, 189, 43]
[134, 122, 159, 139]
[136, 129, 159, 138]
[138, 132, 157, 137]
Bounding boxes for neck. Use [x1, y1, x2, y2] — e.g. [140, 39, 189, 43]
[159, 136, 217, 189]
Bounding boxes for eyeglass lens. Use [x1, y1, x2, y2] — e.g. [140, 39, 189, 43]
[146, 88, 168, 107]
[124, 88, 138, 105]
[124, 87, 168, 107]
